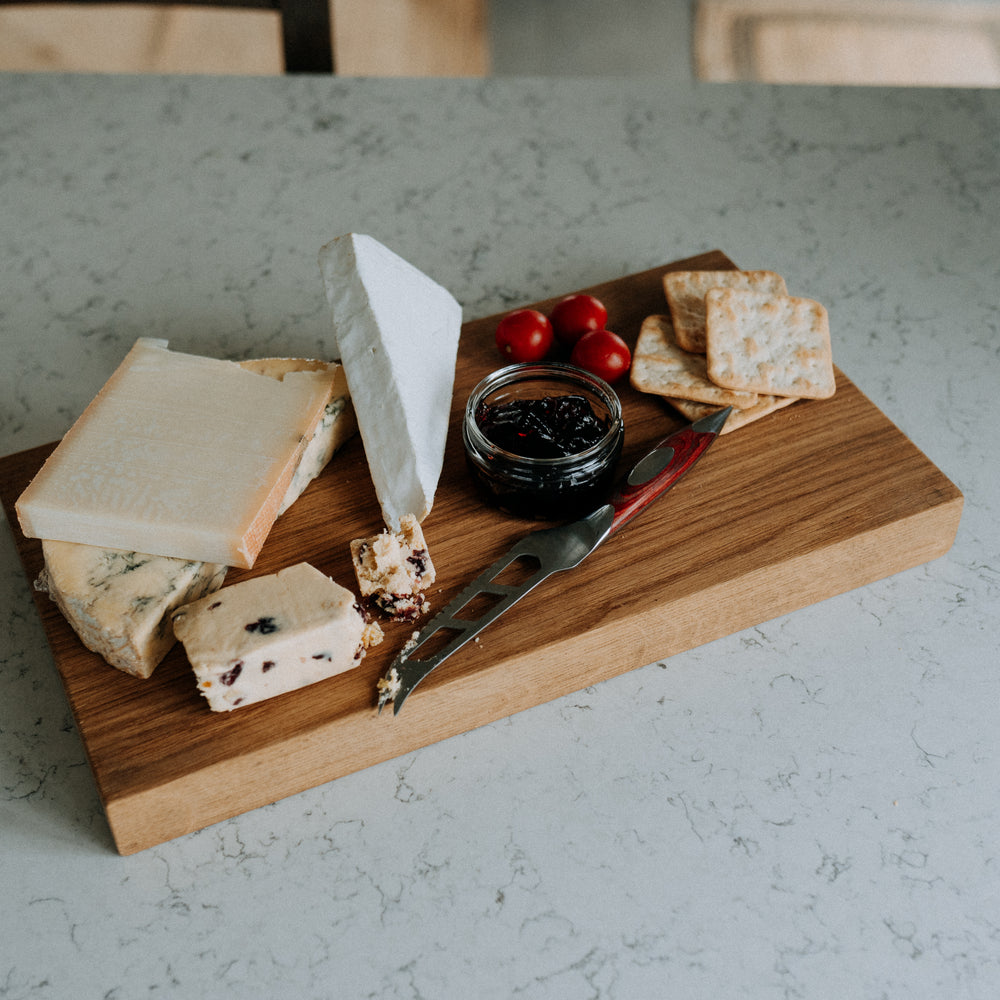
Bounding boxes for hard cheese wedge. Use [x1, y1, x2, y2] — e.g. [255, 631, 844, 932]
[16, 339, 335, 568]
[31, 356, 358, 680]
[171, 562, 383, 712]
[236, 357, 357, 515]
[319, 233, 462, 530]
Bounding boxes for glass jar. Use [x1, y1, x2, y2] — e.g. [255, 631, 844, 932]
[463, 363, 624, 520]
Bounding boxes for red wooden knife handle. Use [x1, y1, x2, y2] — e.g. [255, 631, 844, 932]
[607, 423, 720, 535]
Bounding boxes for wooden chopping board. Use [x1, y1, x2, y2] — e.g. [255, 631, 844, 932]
[0, 250, 964, 855]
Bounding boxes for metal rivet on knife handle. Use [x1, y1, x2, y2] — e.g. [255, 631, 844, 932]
[607, 406, 731, 535]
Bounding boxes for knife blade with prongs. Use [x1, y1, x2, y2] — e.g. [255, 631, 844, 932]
[377, 405, 731, 715]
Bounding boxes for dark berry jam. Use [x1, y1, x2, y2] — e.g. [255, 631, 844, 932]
[475, 394, 611, 459]
[463, 364, 624, 521]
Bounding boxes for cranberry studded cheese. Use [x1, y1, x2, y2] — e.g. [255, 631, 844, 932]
[350, 513, 436, 621]
[172, 562, 383, 712]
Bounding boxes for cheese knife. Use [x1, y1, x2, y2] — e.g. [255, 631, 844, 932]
[377, 405, 732, 715]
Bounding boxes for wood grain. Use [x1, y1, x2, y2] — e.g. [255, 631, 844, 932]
[694, 0, 1000, 87]
[0, 0, 489, 76]
[0, 250, 963, 854]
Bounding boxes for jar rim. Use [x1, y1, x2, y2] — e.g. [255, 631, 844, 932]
[464, 362, 623, 468]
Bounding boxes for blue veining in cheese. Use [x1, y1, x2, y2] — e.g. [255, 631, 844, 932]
[35, 541, 228, 679]
[235, 356, 357, 514]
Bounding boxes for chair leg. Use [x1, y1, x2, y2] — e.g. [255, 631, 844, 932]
[281, 0, 334, 73]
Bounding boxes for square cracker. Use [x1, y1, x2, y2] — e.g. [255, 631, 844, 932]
[630, 314, 759, 408]
[705, 288, 836, 400]
[662, 393, 799, 434]
[663, 269, 788, 353]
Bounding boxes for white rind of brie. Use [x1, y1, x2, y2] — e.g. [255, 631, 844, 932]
[319, 233, 462, 531]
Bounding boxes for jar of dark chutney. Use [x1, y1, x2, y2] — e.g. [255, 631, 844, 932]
[463, 363, 624, 520]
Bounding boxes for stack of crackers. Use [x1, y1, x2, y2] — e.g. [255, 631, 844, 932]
[630, 270, 836, 433]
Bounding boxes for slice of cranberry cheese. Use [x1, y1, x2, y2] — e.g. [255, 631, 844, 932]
[350, 513, 436, 622]
[172, 562, 382, 712]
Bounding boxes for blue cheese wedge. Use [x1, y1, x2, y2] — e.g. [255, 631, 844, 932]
[350, 513, 435, 621]
[171, 562, 383, 712]
[33, 357, 357, 680]
[35, 542, 228, 679]
[318, 233, 462, 531]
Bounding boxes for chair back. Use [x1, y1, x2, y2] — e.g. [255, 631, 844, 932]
[0, 0, 334, 73]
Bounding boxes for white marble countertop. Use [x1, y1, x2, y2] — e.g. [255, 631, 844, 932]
[1, 73, 997, 999]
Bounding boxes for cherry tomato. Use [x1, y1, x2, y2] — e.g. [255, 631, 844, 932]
[549, 294, 608, 347]
[569, 329, 632, 384]
[495, 309, 554, 363]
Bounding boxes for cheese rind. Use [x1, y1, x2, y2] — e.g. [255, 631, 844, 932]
[16, 338, 335, 568]
[318, 233, 462, 530]
[171, 562, 383, 712]
[236, 357, 357, 514]
[35, 541, 228, 679]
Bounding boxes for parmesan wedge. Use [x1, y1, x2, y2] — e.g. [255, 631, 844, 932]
[16, 338, 334, 568]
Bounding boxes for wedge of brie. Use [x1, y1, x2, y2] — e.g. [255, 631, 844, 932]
[319, 233, 462, 530]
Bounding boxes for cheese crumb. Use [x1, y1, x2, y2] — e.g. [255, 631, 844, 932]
[376, 666, 402, 701]
[350, 514, 436, 621]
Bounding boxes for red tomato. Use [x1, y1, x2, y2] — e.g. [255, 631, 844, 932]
[569, 329, 632, 384]
[549, 294, 608, 347]
[495, 309, 554, 363]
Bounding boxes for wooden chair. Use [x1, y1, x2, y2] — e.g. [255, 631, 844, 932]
[0, 0, 334, 73]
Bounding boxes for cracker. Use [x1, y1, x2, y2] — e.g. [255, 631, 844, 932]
[630, 314, 760, 408]
[663, 270, 788, 353]
[705, 288, 836, 399]
[662, 393, 799, 434]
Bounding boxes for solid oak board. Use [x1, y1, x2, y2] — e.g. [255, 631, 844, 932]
[1, 251, 963, 854]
